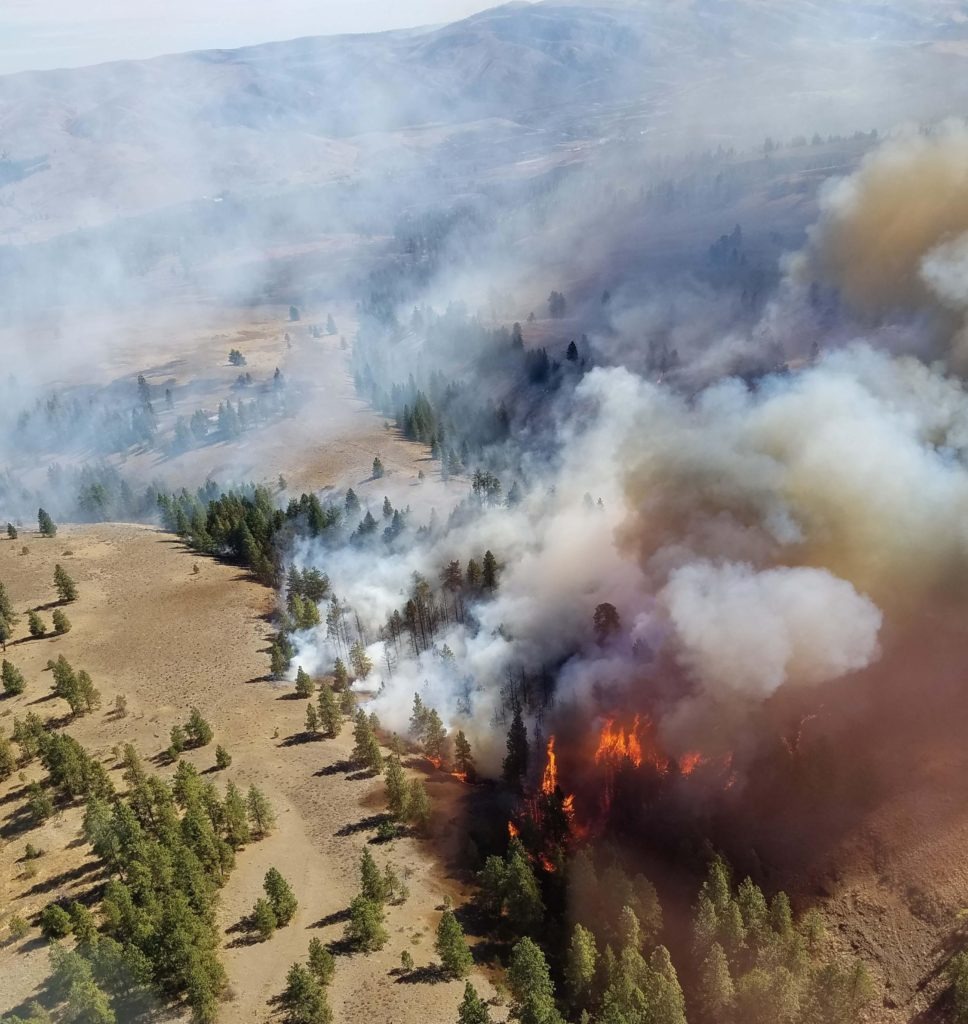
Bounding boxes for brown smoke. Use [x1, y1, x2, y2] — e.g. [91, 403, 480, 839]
[804, 123, 968, 354]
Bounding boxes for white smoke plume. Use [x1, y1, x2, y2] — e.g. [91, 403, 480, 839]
[284, 333, 968, 769]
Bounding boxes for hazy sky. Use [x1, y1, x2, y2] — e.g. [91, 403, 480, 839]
[0, 0, 498, 75]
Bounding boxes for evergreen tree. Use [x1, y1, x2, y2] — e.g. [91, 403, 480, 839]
[436, 910, 473, 978]
[698, 942, 734, 1021]
[317, 685, 341, 737]
[185, 707, 213, 747]
[502, 706, 529, 786]
[247, 785, 276, 837]
[332, 658, 349, 689]
[28, 611, 46, 638]
[349, 640, 372, 679]
[504, 847, 544, 933]
[360, 848, 389, 903]
[264, 867, 298, 925]
[423, 708, 447, 765]
[283, 962, 332, 1024]
[223, 782, 250, 848]
[648, 945, 687, 1024]
[352, 709, 383, 771]
[0, 581, 16, 625]
[453, 731, 476, 781]
[307, 937, 335, 986]
[507, 938, 557, 1022]
[457, 982, 492, 1024]
[481, 550, 498, 590]
[347, 896, 388, 951]
[53, 564, 78, 603]
[51, 609, 71, 635]
[305, 703, 320, 736]
[565, 924, 598, 1008]
[372, 456, 385, 479]
[215, 744, 232, 770]
[7, 522, 17, 540]
[295, 667, 315, 698]
[0, 736, 16, 779]
[252, 898, 277, 941]
[384, 755, 409, 819]
[405, 778, 432, 832]
[2, 659, 26, 696]
[38, 508, 57, 537]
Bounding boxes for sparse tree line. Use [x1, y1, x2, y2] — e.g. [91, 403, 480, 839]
[8, 362, 296, 465]
[0, 563, 76, 652]
[0, 705, 279, 1024]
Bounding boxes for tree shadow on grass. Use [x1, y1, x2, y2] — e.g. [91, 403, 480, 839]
[336, 812, 393, 837]
[396, 965, 447, 985]
[309, 907, 351, 929]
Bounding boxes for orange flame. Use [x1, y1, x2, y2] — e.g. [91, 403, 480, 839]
[595, 715, 669, 774]
[508, 820, 520, 839]
[541, 736, 558, 795]
[679, 752, 704, 776]
[595, 716, 643, 768]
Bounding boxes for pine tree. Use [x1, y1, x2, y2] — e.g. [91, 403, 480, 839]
[457, 982, 492, 1024]
[51, 609, 71, 635]
[295, 666, 315, 698]
[28, 611, 46, 638]
[481, 550, 498, 590]
[347, 895, 388, 951]
[307, 937, 335, 986]
[185, 707, 213, 747]
[332, 658, 349, 690]
[247, 785, 276, 837]
[507, 937, 556, 1019]
[0, 736, 16, 779]
[349, 640, 372, 679]
[252, 897, 277, 940]
[352, 709, 383, 771]
[6, 523, 17, 540]
[384, 755, 408, 818]
[423, 708, 447, 765]
[360, 849, 389, 904]
[453, 731, 476, 781]
[38, 508, 57, 537]
[283, 962, 332, 1024]
[435, 910, 473, 978]
[502, 706, 529, 786]
[264, 867, 298, 925]
[224, 782, 251, 848]
[372, 456, 385, 479]
[317, 685, 342, 737]
[2, 659, 26, 696]
[565, 924, 598, 1008]
[53, 564, 77, 603]
[215, 744, 232, 770]
[504, 847, 544, 933]
[0, 581, 16, 625]
[405, 778, 432, 832]
[698, 942, 734, 1020]
[305, 703, 320, 736]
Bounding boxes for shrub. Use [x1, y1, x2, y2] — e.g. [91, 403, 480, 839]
[8, 915, 29, 941]
[39, 904, 73, 940]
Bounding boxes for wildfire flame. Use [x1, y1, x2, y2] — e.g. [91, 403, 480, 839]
[541, 736, 558, 795]
[508, 820, 520, 839]
[679, 751, 704, 776]
[595, 714, 670, 774]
